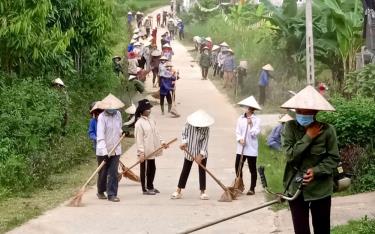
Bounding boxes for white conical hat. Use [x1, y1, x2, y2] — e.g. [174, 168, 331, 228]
[205, 37, 212, 42]
[239, 60, 248, 69]
[52, 78, 65, 86]
[129, 75, 137, 80]
[100, 93, 125, 110]
[212, 45, 220, 51]
[90, 101, 103, 113]
[187, 110, 215, 127]
[162, 43, 171, 48]
[151, 50, 162, 57]
[160, 56, 168, 60]
[219, 42, 229, 47]
[143, 41, 151, 47]
[128, 11, 132, 14]
[133, 28, 139, 33]
[281, 85, 335, 111]
[133, 41, 141, 46]
[279, 114, 294, 123]
[237, 96, 262, 110]
[227, 48, 234, 54]
[262, 64, 274, 71]
[125, 103, 136, 114]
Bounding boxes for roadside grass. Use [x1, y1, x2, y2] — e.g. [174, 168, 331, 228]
[0, 0, 171, 232]
[331, 216, 375, 234]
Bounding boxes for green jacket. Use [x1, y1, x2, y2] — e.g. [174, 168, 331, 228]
[281, 120, 339, 201]
[199, 53, 211, 68]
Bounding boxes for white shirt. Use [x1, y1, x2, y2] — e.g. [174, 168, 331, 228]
[96, 111, 123, 156]
[235, 113, 261, 156]
[135, 116, 164, 159]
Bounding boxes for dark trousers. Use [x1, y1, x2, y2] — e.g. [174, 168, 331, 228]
[201, 67, 209, 79]
[179, 31, 184, 40]
[160, 92, 172, 113]
[152, 68, 159, 85]
[213, 63, 219, 77]
[146, 28, 151, 37]
[140, 159, 156, 192]
[259, 85, 266, 105]
[288, 194, 331, 234]
[235, 154, 257, 191]
[178, 158, 207, 191]
[97, 155, 120, 197]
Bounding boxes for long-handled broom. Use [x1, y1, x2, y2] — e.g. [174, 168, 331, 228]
[183, 149, 234, 202]
[68, 134, 125, 207]
[121, 138, 178, 174]
[227, 119, 252, 197]
[118, 160, 140, 182]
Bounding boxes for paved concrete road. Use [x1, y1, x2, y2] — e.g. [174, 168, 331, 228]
[8, 6, 375, 234]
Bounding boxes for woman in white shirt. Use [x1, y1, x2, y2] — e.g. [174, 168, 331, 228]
[235, 96, 261, 195]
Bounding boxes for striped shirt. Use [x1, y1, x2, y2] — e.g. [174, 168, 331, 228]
[181, 123, 210, 161]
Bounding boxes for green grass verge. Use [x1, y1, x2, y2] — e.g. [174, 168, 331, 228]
[331, 216, 375, 234]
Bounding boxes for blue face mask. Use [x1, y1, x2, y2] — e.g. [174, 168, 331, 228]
[106, 109, 117, 115]
[296, 114, 314, 127]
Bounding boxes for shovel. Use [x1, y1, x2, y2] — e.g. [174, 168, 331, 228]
[227, 119, 252, 197]
[183, 149, 234, 202]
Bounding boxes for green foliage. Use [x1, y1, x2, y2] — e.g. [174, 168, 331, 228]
[317, 96, 375, 147]
[345, 64, 375, 99]
[331, 216, 375, 234]
[351, 148, 375, 193]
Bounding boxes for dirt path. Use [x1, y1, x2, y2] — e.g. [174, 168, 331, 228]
[8, 6, 375, 234]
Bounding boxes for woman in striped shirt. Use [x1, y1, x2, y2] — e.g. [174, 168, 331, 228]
[171, 110, 214, 200]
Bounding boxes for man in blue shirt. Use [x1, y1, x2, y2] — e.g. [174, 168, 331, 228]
[258, 64, 273, 105]
[267, 114, 293, 151]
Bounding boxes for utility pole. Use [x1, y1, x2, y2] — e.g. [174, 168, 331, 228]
[305, 0, 315, 86]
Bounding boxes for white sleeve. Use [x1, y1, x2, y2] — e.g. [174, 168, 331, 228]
[249, 117, 261, 137]
[96, 114, 108, 156]
[235, 118, 243, 142]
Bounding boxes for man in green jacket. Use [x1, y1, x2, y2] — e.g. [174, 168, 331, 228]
[281, 85, 339, 234]
[199, 47, 211, 80]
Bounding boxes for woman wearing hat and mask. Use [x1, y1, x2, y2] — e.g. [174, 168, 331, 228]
[159, 61, 177, 115]
[162, 43, 174, 61]
[135, 99, 168, 195]
[258, 64, 274, 106]
[235, 96, 261, 195]
[88, 101, 103, 151]
[281, 85, 339, 234]
[96, 94, 124, 202]
[171, 110, 214, 200]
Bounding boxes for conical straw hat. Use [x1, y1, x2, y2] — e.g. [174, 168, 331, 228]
[279, 114, 294, 123]
[162, 43, 171, 48]
[52, 78, 65, 86]
[160, 56, 168, 61]
[125, 103, 136, 114]
[133, 28, 140, 33]
[212, 45, 220, 51]
[90, 101, 103, 113]
[280, 85, 335, 111]
[205, 37, 212, 42]
[151, 50, 162, 57]
[187, 110, 215, 127]
[237, 96, 262, 110]
[100, 93, 125, 110]
[128, 75, 137, 80]
[219, 42, 229, 47]
[262, 64, 274, 71]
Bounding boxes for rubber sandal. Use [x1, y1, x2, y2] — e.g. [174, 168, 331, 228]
[171, 192, 182, 199]
[200, 193, 209, 200]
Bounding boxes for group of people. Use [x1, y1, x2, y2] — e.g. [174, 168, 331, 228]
[96, 10, 340, 234]
[194, 37, 275, 105]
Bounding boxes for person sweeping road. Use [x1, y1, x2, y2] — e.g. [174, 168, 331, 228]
[234, 96, 261, 196]
[135, 99, 168, 195]
[95, 94, 124, 202]
[171, 110, 214, 200]
[281, 85, 339, 234]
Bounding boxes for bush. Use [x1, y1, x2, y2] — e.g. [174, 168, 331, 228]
[351, 148, 375, 193]
[332, 216, 375, 234]
[345, 64, 375, 99]
[317, 96, 375, 147]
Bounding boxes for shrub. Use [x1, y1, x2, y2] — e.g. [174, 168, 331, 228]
[345, 64, 375, 99]
[351, 147, 375, 193]
[317, 96, 375, 147]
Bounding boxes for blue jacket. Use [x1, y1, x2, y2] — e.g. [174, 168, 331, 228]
[177, 22, 184, 32]
[258, 70, 269, 86]
[160, 75, 176, 96]
[88, 118, 97, 150]
[127, 44, 134, 52]
[223, 55, 236, 72]
[267, 124, 282, 150]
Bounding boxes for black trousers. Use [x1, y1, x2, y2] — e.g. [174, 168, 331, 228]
[179, 31, 184, 40]
[235, 154, 257, 191]
[140, 159, 156, 192]
[201, 67, 209, 79]
[97, 155, 120, 197]
[160, 92, 172, 112]
[146, 28, 151, 37]
[152, 68, 159, 85]
[288, 194, 331, 234]
[213, 63, 219, 77]
[259, 85, 266, 105]
[178, 158, 207, 191]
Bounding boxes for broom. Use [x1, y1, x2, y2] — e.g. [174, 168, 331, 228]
[170, 90, 180, 118]
[118, 160, 140, 182]
[183, 149, 234, 202]
[122, 138, 177, 174]
[227, 119, 252, 197]
[68, 134, 125, 207]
